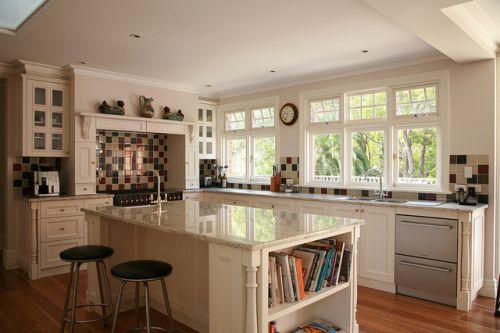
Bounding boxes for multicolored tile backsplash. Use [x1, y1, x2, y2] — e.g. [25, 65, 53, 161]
[200, 159, 217, 178]
[12, 157, 61, 194]
[95, 130, 168, 192]
[226, 154, 490, 203]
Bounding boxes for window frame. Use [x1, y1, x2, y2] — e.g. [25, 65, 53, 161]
[218, 97, 280, 184]
[299, 70, 449, 192]
[392, 122, 441, 191]
[305, 129, 343, 186]
[224, 110, 246, 132]
[309, 96, 342, 125]
[345, 88, 388, 124]
[394, 82, 439, 119]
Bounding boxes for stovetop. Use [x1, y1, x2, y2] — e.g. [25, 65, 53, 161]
[113, 189, 183, 207]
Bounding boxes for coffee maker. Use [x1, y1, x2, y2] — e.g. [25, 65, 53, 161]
[33, 171, 60, 197]
[456, 186, 477, 206]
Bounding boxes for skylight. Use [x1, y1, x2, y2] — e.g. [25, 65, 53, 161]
[0, 0, 46, 30]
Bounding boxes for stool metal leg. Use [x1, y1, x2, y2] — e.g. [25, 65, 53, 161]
[69, 263, 81, 333]
[111, 281, 126, 333]
[160, 278, 175, 333]
[143, 282, 152, 333]
[100, 260, 114, 317]
[60, 262, 75, 333]
[134, 282, 140, 328]
[96, 260, 107, 326]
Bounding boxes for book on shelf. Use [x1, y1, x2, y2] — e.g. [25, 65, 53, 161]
[268, 238, 353, 308]
[291, 318, 345, 333]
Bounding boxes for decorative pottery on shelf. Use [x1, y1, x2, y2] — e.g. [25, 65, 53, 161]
[163, 106, 184, 121]
[139, 95, 155, 118]
[98, 100, 125, 115]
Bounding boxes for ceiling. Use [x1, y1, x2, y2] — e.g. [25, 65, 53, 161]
[0, 0, 447, 97]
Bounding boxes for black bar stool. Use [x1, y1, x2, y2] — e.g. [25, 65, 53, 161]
[110, 260, 175, 333]
[59, 245, 114, 333]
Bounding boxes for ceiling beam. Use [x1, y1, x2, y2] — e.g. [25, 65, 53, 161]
[362, 0, 496, 63]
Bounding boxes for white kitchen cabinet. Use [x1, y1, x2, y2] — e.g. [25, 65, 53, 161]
[167, 132, 200, 190]
[220, 195, 250, 207]
[296, 200, 330, 215]
[186, 145, 199, 180]
[22, 76, 70, 157]
[358, 205, 395, 289]
[184, 192, 204, 201]
[75, 142, 97, 184]
[197, 102, 216, 159]
[330, 202, 362, 218]
[252, 197, 293, 211]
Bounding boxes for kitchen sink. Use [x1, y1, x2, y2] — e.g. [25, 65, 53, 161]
[344, 197, 408, 204]
[345, 197, 373, 201]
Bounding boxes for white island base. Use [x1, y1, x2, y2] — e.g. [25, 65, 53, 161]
[84, 202, 362, 333]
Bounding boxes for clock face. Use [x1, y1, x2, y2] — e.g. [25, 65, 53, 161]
[280, 103, 298, 125]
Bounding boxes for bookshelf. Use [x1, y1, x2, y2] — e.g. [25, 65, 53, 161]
[268, 281, 350, 321]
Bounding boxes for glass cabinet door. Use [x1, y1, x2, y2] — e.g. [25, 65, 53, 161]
[34, 132, 46, 150]
[197, 105, 216, 158]
[52, 112, 63, 128]
[52, 133, 63, 151]
[52, 89, 63, 107]
[34, 110, 46, 127]
[34, 87, 46, 105]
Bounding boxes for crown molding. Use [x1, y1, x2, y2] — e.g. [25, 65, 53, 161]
[69, 65, 200, 95]
[0, 60, 71, 78]
[217, 54, 449, 100]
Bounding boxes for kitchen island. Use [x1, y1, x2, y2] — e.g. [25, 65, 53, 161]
[83, 200, 363, 333]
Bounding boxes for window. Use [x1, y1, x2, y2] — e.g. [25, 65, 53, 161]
[252, 107, 275, 128]
[225, 111, 246, 131]
[311, 133, 341, 183]
[351, 130, 385, 184]
[252, 136, 276, 177]
[310, 98, 340, 123]
[395, 84, 437, 116]
[348, 90, 386, 121]
[226, 138, 246, 178]
[396, 126, 437, 186]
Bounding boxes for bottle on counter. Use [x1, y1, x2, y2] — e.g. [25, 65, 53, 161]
[221, 173, 227, 188]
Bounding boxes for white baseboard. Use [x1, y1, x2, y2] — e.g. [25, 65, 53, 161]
[2, 249, 18, 270]
[478, 278, 497, 299]
[358, 277, 396, 293]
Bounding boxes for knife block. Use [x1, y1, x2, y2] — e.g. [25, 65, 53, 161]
[270, 174, 281, 192]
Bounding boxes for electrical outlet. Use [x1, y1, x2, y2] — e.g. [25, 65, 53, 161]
[464, 166, 473, 178]
[454, 184, 468, 191]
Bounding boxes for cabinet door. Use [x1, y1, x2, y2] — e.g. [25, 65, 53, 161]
[186, 146, 199, 179]
[330, 203, 361, 218]
[297, 201, 330, 215]
[221, 196, 250, 207]
[253, 197, 292, 211]
[198, 104, 216, 159]
[358, 205, 395, 283]
[75, 142, 97, 183]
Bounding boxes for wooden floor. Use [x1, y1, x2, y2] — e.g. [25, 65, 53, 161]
[0, 267, 498, 332]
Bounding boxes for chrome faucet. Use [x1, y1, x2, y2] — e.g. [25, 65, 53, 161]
[363, 166, 388, 200]
[144, 169, 162, 210]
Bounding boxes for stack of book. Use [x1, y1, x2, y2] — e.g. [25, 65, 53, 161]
[268, 238, 353, 308]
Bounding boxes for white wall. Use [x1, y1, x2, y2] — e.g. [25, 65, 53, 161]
[0, 79, 6, 254]
[219, 58, 498, 297]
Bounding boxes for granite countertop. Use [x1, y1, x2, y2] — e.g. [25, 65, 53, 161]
[18, 193, 113, 202]
[83, 200, 364, 250]
[186, 188, 488, 212]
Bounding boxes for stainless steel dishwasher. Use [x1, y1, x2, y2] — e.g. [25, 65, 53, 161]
[395, 214, 458, 306]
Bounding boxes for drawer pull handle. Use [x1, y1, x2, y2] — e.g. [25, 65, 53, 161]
[399, 261, 451, 273]
[399, 221, 452, 230]
[60, 227, 65, 231]
[60, 209, 65, 212]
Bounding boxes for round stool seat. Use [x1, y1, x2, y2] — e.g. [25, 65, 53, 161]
[60, 245, 114, 262]
[111, 260, 173, 281]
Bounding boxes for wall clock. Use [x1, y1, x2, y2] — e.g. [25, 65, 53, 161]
[279, 103, 298, 126]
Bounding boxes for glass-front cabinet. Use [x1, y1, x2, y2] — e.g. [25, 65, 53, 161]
[198, 103, 216, 159]
[24, 77, 70, 157]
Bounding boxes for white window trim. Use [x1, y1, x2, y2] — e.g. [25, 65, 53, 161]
[299, 70, 450, 192]
[393, 82, 440, 119]
[345, 88, 388, 124]
[218, 96, 280, 184]
[305, 129, 344, 187]
[392, 122, 442, 191]
[309, 96, 342, 125]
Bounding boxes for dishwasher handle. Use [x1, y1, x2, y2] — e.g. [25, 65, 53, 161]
[398, 260, 452, 273]
[399, 220, 453, 230]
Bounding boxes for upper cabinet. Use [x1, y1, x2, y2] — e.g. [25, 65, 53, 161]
[21, 76, 70, 157]
[197, 103, 216, 159]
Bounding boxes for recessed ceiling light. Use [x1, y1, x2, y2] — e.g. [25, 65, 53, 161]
[270, 70, 276, 73]
[76, 61, 86, 65]
[129, 33, 141, 39]
[205, 84, 212, 87]
[361, 50, 368, 53]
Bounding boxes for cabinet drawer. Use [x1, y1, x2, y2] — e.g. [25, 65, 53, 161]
[40, 200, 83, 218]
[41, 215, 84, 242]
[396, 215, 457, 263]
[40, 238, 84, 269]
[75, 183, 96, 195]
[84, 197, 112, 209]
[184, 192, 203, 201]
[186, 179, 200, 189]
[395, 254, 457, 299]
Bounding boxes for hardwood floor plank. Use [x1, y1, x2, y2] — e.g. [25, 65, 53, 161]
[0, 268, 498, 332]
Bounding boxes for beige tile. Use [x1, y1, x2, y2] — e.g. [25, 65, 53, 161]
[449, 164, 457, 174]
[478, 154, 489, 164]
[456, 174, 466, 184]
[467, 154, 477, 166]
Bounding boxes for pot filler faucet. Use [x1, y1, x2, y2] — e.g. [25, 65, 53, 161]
[363, 166, 388, 200]
[144, 169, 162, 210]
